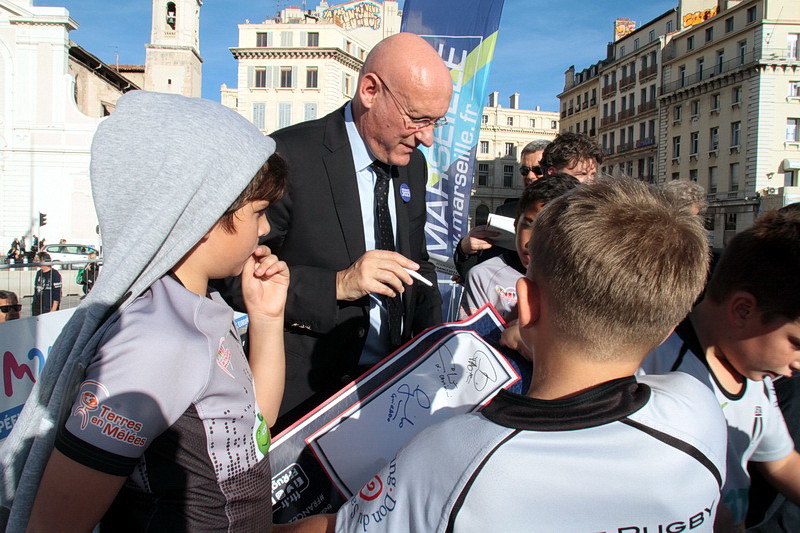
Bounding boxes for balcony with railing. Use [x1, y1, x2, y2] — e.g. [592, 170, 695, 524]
[618, 108, 636, 121]
[600, 114, 617, 127]
[617, 141, 634, 153]
[601, 82, 617, 97]
[619, 74, 636, 91]
[638, 64, 657, 81]
[637, 100, 656, 114]
[661, 50, 758, 95]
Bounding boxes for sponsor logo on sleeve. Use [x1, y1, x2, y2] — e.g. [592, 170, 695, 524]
[74, 380, 148, 447]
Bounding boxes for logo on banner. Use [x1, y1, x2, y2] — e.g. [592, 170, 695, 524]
[272, 463, 311, 510]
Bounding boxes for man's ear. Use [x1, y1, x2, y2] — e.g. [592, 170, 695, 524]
[358, 73, 379, 109]
[728, 291, 758, 327]
[516, 276, 540, 328]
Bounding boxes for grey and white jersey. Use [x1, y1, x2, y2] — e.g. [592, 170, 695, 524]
[640, 320, 794, 526]
[335, 373, 727, 533]
[57, 275, 272, 531]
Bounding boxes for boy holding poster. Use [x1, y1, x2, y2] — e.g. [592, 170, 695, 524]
[323, 178, 728, 532]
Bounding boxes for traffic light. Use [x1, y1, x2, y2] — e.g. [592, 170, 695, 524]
[39, 212, 47, 226]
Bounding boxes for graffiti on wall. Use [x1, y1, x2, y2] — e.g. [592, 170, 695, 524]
[683, 6, 719, 28]
[322, 1, 381, 31]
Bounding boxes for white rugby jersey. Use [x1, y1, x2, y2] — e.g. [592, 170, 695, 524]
[335, 373, 727, 533]
[640, 320, 794, 526]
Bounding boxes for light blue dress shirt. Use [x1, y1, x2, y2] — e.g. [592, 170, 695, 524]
[343, 103, 400, 366]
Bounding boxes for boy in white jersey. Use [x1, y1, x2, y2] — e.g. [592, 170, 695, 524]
[297, 178, 728, 533]
[10, 91, 290, 531]
[641, 209, 800, 531]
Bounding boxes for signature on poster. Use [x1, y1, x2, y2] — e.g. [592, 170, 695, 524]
[433, 346, 458, 397]
[386, 384, 431, 428]
[466, 351, 498, 391]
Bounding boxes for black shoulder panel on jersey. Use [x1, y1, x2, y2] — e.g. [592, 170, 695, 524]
[621, 418, 722, 488]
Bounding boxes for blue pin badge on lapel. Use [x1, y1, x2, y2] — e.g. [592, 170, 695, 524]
[399, 183, 411, 203]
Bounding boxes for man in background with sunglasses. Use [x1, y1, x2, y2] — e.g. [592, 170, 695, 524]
[238, 33, 452, 429]
[0, 290, 21, 321]
[495, 140, 550, 218]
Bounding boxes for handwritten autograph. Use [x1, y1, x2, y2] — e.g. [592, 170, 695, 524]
[386, 384, 431, 428]
[466, 351, 498, 391]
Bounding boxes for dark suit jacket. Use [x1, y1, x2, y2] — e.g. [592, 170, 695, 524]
[267, 105, 442, 420]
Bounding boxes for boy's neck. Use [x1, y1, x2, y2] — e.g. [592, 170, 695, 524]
[526, 345, 640, 400]
[170, 261, 209, 297]
[689, 303, 746, 393]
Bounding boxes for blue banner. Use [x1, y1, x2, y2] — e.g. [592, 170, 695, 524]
[401, 0, 505, 266]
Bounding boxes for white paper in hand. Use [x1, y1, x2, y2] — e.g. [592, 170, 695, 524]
[486, 213, 516, 250]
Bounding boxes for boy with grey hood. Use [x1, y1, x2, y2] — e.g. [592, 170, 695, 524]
[1, 91, 289, 531]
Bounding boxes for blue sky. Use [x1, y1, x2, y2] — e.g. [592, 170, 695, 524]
[38, 0, 677, 112]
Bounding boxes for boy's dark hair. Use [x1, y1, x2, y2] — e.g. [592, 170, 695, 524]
[540, 132, 604, 171]
[219, 152, 288, 233]
[705, 210, 800, 323]
[528, 177, 709, 357]
[516, 172, 580, 219]
[778, 202, 800, 214]
[37, 252, 51, 262]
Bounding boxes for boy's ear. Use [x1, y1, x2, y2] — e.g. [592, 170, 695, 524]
[516, 276, 540, 328]
[728, 291, 758, 327]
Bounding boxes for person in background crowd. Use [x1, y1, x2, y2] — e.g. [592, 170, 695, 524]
[81, 251, 100, 295]
[31, 252, 61, 316]
[539, 131, 603, 182]
[661, 179, 708, 215]
[0, 290, 21, 322]
[454, 132, 604, 280]
[496, 139, 552, 217]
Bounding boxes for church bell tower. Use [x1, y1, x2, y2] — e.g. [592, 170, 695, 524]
[144, 0, 202, 97]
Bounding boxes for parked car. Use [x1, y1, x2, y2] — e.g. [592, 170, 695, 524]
[40, 244, 99, 269]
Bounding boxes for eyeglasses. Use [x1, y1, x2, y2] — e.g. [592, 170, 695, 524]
[520, 165, 543, 176]
[374, 73, 448, 130]
[0, 304, 21, 313]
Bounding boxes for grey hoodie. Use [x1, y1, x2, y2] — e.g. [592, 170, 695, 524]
[0, 90, 276, 530]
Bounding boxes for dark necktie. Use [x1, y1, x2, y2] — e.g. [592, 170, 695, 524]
[371, 161, 403, 346]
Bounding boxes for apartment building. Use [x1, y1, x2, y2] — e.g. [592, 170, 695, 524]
[222, 1, 401, 132]
[559, 0, 800, 247]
